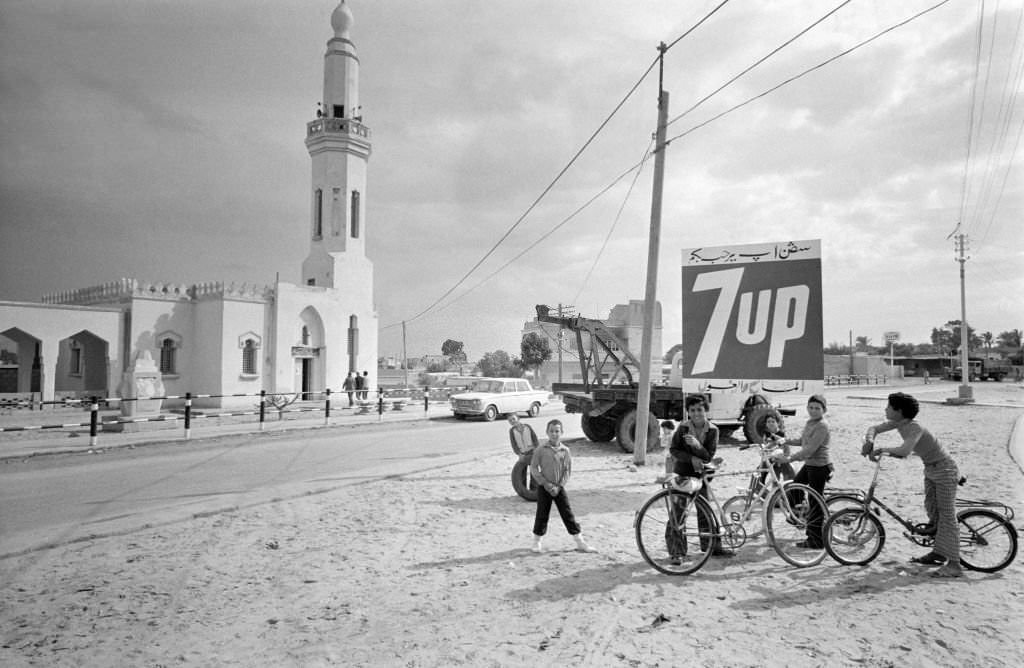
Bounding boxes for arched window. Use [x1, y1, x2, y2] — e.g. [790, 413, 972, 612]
[350, 190, 360, 238]
[159, 337, 177, 374]
[69, 341, 83, 376]
[242, 339, 258, 375]
[313, 188, 324, 239]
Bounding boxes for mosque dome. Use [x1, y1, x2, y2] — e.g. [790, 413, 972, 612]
[331, 1, 353, 38]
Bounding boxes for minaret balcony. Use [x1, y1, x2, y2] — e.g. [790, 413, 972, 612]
[306, 118, 371, 140]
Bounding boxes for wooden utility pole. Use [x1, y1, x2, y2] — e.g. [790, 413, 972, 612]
[556, 303, 572, 384]
[402, 321, 408, 388]
[634, 42, 670, 466]
[955, 234, 974, 402]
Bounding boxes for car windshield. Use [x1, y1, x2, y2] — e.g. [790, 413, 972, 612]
[471, 380, 503, 393]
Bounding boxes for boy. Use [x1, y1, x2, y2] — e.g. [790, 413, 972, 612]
[771, 394, 832, 548]
[865, 392, 962, 578]
[660, 420, 676, 475]
[670, 395, 732, 557]
[508, 413, 539, 455]
[530, 419, 596, 553]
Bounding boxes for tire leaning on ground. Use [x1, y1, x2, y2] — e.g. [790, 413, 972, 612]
[615, 409, 660, 453]
[483, 405, 499, 421]
[511, 453, 538, 501]
[580, 413, 617, 442]
[527, 402, 541, 418]
[742, 404, 783, 444]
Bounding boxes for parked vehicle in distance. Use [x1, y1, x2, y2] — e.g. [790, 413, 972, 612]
[946, 358, 1011, 382]
[449, 378, 550, 421]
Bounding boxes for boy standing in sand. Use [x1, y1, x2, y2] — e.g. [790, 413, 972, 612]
[530, 419, 596, 553]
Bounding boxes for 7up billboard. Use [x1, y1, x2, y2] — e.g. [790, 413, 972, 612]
[680, 239, 823, 396]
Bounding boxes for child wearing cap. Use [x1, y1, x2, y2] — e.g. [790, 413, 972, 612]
[771, 394, 832, 548]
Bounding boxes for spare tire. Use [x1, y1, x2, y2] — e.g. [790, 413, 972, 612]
[511, 454, 538, 501]
[743, 404, 783, 444]
[616, 409, 660, 454]
[581, 413, 617, 442]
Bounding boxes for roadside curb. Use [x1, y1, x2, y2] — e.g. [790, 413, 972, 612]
[1010, 413, 1024, 476]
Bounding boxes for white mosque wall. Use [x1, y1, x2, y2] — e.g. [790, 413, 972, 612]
[0, 301, 123, 402]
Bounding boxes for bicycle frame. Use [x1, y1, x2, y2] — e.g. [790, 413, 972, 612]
[718, 441, 794, 528]
[845, 455, 1017, 543]
[844, 456, 924, 538]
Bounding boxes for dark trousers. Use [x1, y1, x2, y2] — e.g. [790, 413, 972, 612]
[665, 486, 718, 556]
[792, 464, 831, 546]
[533, 486, 580, 537]
[346, 391, 354, 406]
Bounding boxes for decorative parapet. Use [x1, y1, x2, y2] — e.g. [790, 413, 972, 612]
[193, 281, 274, 303]
[42, 278, 273, 305]
[306, 118, 371, 140]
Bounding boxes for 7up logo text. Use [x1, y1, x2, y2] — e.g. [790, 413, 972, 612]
[681, 242, 823, 381]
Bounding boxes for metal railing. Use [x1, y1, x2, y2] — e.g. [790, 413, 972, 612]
[824, 374, 889, 386]
[0, 385, 470, 448]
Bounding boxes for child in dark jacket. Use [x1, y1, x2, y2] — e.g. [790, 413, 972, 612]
[667, 395, 733, 557]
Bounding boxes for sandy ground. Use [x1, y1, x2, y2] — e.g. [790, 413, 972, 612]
[2, 385, 1023, 667]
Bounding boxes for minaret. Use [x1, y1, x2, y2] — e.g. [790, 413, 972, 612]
[302, 0, 372, 288]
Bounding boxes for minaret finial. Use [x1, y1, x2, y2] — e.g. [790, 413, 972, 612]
[331, 1, 353, 38]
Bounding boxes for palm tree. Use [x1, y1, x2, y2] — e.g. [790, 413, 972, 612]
[982, 331, 994, 358]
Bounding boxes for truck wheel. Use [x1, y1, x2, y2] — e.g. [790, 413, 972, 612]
[581, 414, 616, 442]
[512, 454, 538, 501]
[484, 405, 499, 421]
[528, 402, 541, 417]
[616, 409, 659, 453]
[743, 405, 783, 444]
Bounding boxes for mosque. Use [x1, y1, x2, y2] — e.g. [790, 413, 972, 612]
[0, 1, 377, 409]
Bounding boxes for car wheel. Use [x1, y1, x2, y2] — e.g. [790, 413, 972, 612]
[484, 405, 499, 421]
[616, 409, 659, 453]
[527, 402, 541, 418]
[743, 405, 783, 444]
[581, 413, 617, 442]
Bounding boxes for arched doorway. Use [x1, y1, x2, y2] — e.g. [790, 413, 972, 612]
[0, 328, 42, 395]
[292, 307, 325, 399]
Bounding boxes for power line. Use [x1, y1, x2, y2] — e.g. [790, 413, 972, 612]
[429, 159, 651, 316]
[573, 139, 654, 306]
[387, 57, 660, 330]
[382, 1, 737, 331]
[663, 0, 954, 148]
[973, 3, 1024, 245]
[666, 0, 854, 129]
[955, 0, 987, 238]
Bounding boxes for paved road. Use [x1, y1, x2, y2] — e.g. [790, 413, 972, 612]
[0, 413, 575, 557]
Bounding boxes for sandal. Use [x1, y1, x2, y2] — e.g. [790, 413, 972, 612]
[910, 552, 946, 566]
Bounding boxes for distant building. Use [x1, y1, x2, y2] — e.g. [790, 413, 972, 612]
[0, 2, 377, 407]
[522, 300, 663, 388]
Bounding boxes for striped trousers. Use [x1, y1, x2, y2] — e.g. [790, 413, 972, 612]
[923, 459, 960, 561]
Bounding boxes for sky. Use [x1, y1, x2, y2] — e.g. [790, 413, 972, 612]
[1, 0, 1022, 362]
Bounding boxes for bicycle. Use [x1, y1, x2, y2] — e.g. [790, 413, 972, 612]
[823, 453, 1019, 572]
[634, 447, 829, 575]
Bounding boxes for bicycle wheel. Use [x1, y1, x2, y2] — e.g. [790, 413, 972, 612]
[823, 508, 886, 566]
[635, 489, 716, 575]
[722, 494, 761, 541]
[764, 484, 829, 567]
[825, 493, 864, 515]
[957, 509, 1018, 573]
